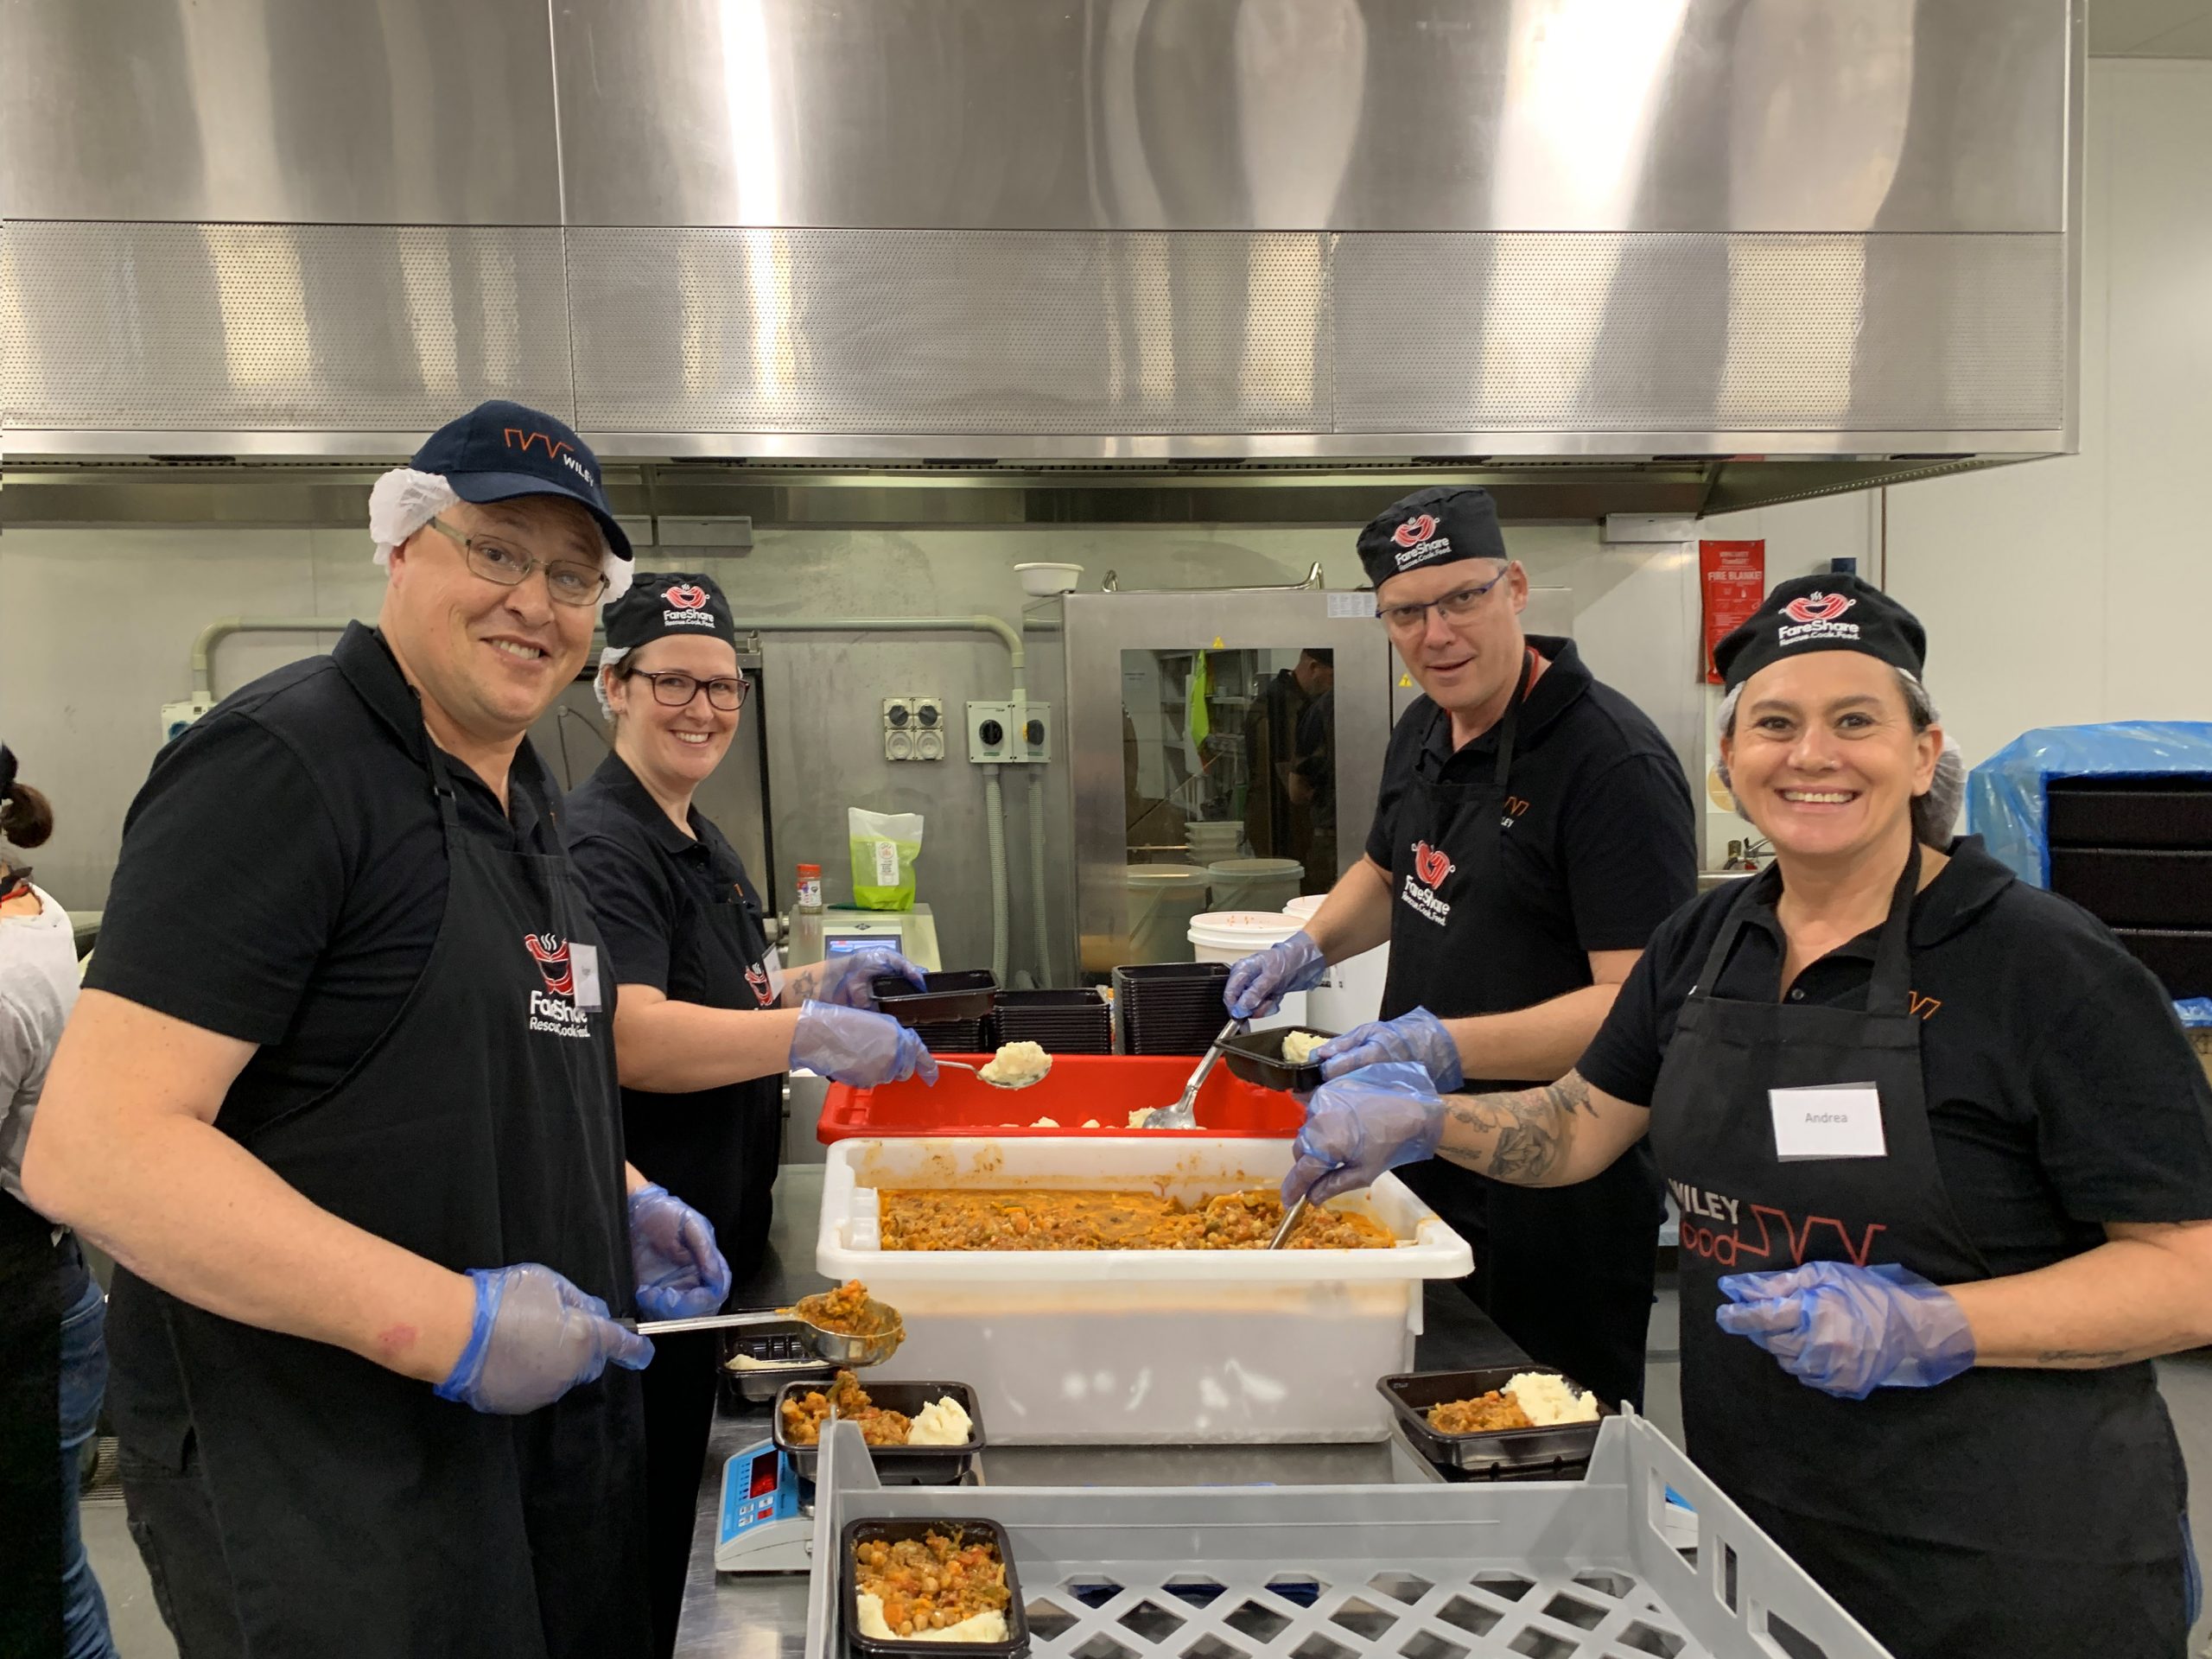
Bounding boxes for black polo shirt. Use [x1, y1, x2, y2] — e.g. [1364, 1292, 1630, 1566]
[85, 624, 566, 1141]
[1579, 837, 2212, 1278]
[560, 752, 766, 998]
[1365, 636, 1699, 957]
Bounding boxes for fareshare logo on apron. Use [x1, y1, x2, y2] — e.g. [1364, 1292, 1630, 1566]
[1401, 840, 1455, 927]
[523, 932, 593, 1039]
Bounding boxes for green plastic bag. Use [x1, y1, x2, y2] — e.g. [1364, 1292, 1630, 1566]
[849, 807, 924, 911]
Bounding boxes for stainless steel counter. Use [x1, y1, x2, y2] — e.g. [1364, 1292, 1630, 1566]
[674, 1165, 1525, 1659]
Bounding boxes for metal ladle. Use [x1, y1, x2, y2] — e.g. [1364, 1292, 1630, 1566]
[932, 1057, 1048, 1090]
[626, 1292, 906, 1366]
[1141, 1017, 1245, 1128]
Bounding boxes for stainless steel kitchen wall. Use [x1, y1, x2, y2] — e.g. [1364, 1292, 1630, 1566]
[2, 0, 2082, 474]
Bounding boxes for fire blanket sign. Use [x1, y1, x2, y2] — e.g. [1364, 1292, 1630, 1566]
[1699, 539, 1765, 683]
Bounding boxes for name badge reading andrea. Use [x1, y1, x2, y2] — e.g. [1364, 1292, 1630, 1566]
[569, 943, 603, 1013]
[1770, 1084, 1886, 1161]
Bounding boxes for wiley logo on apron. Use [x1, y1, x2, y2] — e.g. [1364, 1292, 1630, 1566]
[1666, 1178, 1888, 1270]
[1400, 839, 1456, 927]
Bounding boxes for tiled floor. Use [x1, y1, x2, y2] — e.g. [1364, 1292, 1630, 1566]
[80, 1300, 2212, 1656]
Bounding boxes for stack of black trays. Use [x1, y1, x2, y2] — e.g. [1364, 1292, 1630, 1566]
[1113, 962, 1233, 1055]
[987, 988, 1114, 1055]
[913, 1019, 988, 1053]
[2045, 775, 2212, 999]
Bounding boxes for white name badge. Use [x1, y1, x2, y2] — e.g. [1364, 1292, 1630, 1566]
[761, 946, 787, 1004]
[1770, 1084, 1887, 1161]
[569, 943, 603, 1013]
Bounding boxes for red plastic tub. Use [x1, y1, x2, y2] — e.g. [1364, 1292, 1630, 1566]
[816, 1052, 1306, 1142]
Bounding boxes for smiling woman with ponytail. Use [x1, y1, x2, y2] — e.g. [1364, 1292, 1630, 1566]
[0, 741, 118, 1656]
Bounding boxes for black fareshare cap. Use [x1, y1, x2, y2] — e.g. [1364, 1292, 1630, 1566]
[1713, 573, 1927, 693]
[1356, 486, 1508, 590]
[602, 571, 739, 652]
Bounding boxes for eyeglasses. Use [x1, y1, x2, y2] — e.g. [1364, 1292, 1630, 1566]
[628, 670, 747, 712]
[1377, 564, 1513, 636]
[423, 517, 608, 608]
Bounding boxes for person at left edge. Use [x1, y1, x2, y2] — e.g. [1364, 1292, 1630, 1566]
[563, 569, 935, 1658]
[20, 400, 728, 1659]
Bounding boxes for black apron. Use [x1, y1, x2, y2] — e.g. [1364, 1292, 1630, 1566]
[108, 745, 650, 1659]
[0, 1197, 73, 1656]
[1649, 848, 2191, 1659]
[1382, 655, 1665, 1408]
[616, 861, 783, 1659]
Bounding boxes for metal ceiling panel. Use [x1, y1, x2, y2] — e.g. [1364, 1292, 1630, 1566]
[0, 0, 561, 222]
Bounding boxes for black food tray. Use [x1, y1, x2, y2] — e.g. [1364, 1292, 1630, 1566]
[1378, 1367, 1609, 1475]
[2047, 777, 2212, 849]
[773, 1380, 984, 1485]
[842, 1516, 1028, 1659]
[2049, 848, 2212, 928]
[2113, 926, 2212, 1000]
[916, 1020, 988, 1054]
[1218, 1026, 1338, 1092]
[874, 969, 1001, 1026]
[989, 989, 1114, 1055]
[716, 1324, 836, 1409]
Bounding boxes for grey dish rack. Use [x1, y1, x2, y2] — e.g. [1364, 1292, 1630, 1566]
[801, 1413, 1894, 1659]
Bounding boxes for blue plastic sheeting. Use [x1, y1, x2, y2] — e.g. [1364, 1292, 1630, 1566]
[2180, 998, 2212, 1029]
[1967, 721, 2212, 887]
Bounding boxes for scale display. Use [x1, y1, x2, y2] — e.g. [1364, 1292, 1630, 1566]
[714, 1440, 812, 1573]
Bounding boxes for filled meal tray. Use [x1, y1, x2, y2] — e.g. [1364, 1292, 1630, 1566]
[1216, 1026, 1338, 1092]
[805, 1418, 1895, 1659]
[817, 1053, 1305, 1142]
[841, 1516, 1028, 1658]
[816, 1138, 1471, 1444]
[776, 1373, 986, 1486]
[1378, 1366, 1611, 1478]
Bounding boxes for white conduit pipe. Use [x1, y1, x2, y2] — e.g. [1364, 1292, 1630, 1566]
[1028, 770, 1051, 982]
[192, 617, 357, 699]
[982, 764, 1010, 985]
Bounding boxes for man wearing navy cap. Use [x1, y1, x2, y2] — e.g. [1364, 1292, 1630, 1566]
[24, 401, 722, 1656]
[1224, 486, 1696, 1409]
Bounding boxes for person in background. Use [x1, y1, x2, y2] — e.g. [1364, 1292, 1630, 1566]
[1288, 671, 1337, 891]
[1243, 647, 1332, 863]
[1283, 575, 2212, 1659]
[21, 401, 725, 1656]
[563, 570, 935, 1656]
[0, 744, 118, 1659]
[1224, 486, 1695, 1410]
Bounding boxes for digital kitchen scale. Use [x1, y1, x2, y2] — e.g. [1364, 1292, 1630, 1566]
[714, 1438, 813, 1573]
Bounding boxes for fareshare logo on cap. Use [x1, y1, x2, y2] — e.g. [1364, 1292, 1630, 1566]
[662, 582, 717, 628]
[1401, 840, 1455, 928]
[1389, 512, 1452, 571]
[1777, 590, 1861, 649]
[523, 933, 592, 1039]
[503, 426, 596, 490]
[664, 583, 709, 610]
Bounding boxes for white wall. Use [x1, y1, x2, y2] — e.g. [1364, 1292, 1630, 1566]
[1707, 60, 2212, 779]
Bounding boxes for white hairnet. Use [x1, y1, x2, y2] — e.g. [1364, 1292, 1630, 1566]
[594, 645, 633, 720]
[367, 466, 633, 605]
[1714, 670, 1963, 849]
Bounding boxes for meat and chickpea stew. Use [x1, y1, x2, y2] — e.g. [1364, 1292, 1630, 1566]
[1427, 1391, 1533, 1434]
[852, 1529, 1013, 1643]
[879, 1188, 1395, 1252]
[784, 1371, 910, 1446]
[791, 1280, 898, 1334]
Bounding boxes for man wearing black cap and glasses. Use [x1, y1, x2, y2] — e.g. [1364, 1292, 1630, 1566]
[1224, 486, 1695, 1410]
[23, 401, 728, 1657]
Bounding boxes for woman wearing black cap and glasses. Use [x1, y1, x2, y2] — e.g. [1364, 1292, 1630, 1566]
[1281, 574, 2212, 1658]
[563, 571, 935, 1657]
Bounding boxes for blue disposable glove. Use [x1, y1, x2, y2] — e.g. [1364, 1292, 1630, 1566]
[1224, 931, 1330, 1020]
[435, 1262, 654, 1414]
[627, 1183, 733, 1320]
[793, 947, 927, 1009]
[791, 1000, 939, 1087]
[1716, 1261, 1976, 1400]
[1281, 1060, 1448, 1208]
[1312, 1007, 1465, 1092]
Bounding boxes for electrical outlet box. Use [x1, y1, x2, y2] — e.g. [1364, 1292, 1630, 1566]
[159, 696, 216, 745]
[883, 695, 944, 760]
[967, 700, 1052, 764]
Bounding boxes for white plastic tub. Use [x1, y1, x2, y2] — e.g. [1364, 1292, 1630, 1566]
[1278, 897, 1390, 1029]
[816, 1136, 1472, 1444]
[1188, 910, 1306, 1029]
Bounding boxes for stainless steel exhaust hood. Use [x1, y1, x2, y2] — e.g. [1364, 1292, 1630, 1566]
[0, 0, 2082, 520]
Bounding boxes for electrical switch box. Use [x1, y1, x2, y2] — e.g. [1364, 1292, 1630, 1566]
[883, 695, 944, 760]
[967, 700, 1052, 764]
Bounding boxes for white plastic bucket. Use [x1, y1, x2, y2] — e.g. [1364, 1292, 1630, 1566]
[1125, 864, 1212, 963]
[1281, 893, 1324, 925]
[1188, 910, 1306, 1030]
[1205, 856, 1304, 915]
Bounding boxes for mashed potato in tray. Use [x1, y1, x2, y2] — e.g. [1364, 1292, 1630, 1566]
[853, 1529, 1011, 1643]
[1504, 1371, 1601, 1426]
[906, 1394, 974, 1446]
[1280, 1029, 1327, 1065]
[977, 1040, 1051, 1086]
[855, 1594, 1007, 1645]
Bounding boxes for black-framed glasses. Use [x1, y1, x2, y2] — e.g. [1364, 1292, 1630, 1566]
[424, 517, 608, 608]
[628, 670, 747, 712]
[1377, 563, 1513, 636]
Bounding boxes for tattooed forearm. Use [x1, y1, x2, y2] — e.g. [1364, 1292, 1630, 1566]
[1438, 1073, 1592, 1185]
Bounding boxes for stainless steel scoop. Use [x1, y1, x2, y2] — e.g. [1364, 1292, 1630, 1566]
[932, 1056, 1047, 1090]
[1140, 1017, 1245, 1128]
[626, 1290, 906, 1367]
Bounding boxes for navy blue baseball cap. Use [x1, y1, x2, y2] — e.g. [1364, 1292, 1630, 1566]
[410, 400, 631, 563]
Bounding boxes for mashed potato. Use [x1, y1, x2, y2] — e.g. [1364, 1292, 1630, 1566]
[906, 1395, 974, 1446]
[1506, 1371, 1600, 1426]
[978, 1040, 1051, 1085]
[1127, 1107, 1154, 1128]
[1029, 1116, 1059, 1128]
[855, 1593, 1007, 1644]
[1280, 1029, 1327, 1064]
